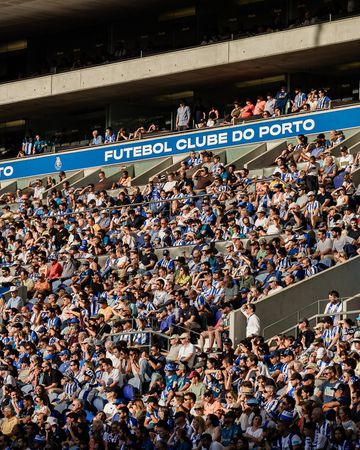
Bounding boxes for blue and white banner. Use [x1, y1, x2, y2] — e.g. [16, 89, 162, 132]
[1, 105, 360, 181]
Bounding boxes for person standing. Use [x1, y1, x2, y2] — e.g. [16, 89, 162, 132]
[176, 99, 191, 131]
[275, 85, 290, 115]
[240, 304, 261, 337]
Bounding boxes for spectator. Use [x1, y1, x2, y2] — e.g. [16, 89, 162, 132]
[89, 129, 103, 146]
[32, 134, 47, 154]
[317, 89, 331, 110]
[240, 304, 261, 337]
[176, 100, 191, 131]
[104, 127, 116, 144]
[230, 100, 242, 124]
[275, 85, 290, 115]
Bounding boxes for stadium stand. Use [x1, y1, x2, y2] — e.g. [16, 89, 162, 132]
[0, 117, 358, 448]
[0, 2, 360, 448]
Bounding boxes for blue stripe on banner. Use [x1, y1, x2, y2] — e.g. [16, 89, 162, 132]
[1, 105, 360, 181]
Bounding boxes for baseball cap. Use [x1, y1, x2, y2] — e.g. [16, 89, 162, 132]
[332, 383, 346, 391]
[194, 362, 205, 369]
[188, 370, 199, 379]
[305, 363, 319, 372]
[164, 362, 177, 371]
[46, 417, 58, 426]
[34, 435, 46, 444]
[278, 410, 295, 422]
[303, 374, 315, 382]
[68, 318, 80, 324]
[84, 369, 95, 378]
[353, 331, 360, 342]
[316, 348, 327, 359]
[179, 333, 189, 339]
[247, 398, 260, 406]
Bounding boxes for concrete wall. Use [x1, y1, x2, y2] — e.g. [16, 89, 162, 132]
[225, 143, 266, 169]
[132, 157, 174, 185]
[352, 166, 360, 186]
[330, 130, 360, 157]
[229, 255, 360, 345]
[0, 17, 360, 107]
[245, 141, 287, 170]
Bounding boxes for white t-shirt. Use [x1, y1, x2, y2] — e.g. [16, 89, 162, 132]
[178, 342, 195, 368]
[33, 186, 45, 199]
[245, 426, 263, 449]
[163, 180, 177, 192]
[338, 154, 354, 170]
[103, 401, 117, 419]
[101, 368, 121, 387]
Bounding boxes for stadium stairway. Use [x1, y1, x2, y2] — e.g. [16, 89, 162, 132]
[229, 255, 360, 345]
[263, 292, 360, 344]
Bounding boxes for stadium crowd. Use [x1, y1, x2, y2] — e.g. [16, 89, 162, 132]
[18, 85, 332, 157]
[0, 128, 359, 449]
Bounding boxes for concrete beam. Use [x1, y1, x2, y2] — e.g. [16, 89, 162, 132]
[0, 17, 360, 108]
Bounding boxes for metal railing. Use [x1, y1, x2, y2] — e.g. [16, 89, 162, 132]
[3, 99, 359, 163]
[102, 323, 201, 353]
[13, 176, 284, 220]
[265, 293, 360, 341]
[103, 329, 172, 352]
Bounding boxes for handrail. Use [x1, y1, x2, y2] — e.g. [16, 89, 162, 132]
[262, 297, 352, 337]
[265, 294, 360, 341]
[12, 176, 284, 220]
[266, 309, 360, 343]
[102, 329, 172, 352]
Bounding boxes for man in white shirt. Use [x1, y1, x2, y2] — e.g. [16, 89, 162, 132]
[337, 146, 354, 171]
[99, 358, 122, 391]
[324, 290, 342, 324]
[254, 208, 269, 229]
[163, 172, 178, 193]
[177, 333, 196, 368]
[240, 304, 261, 337]
[30, 179, 46, 199]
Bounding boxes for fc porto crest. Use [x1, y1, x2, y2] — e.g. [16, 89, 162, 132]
[54, 156, 62, 171]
